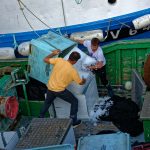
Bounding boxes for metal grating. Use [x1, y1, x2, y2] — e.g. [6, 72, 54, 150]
[131, 69, 147, 110]
[140, 92, 150, 119]
[15, 118, 72, 149]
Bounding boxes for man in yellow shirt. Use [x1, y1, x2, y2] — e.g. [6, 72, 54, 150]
[39, 50, 86, 126]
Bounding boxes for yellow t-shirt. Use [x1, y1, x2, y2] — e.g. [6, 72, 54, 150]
[47, 58, 82, 92]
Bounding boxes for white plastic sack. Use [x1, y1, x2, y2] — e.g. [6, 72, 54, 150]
[64, 46, 87, 70]
[18, 41, 30, 56]
[64, 46, 86, 60]
[67, 70, 93, 94]
[0, 47, 15, 59]
[82, 55, 96, 70]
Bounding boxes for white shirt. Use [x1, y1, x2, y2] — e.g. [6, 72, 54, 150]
[83, 40, 106, 66]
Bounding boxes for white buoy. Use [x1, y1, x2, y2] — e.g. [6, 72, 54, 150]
[125, 81, 132, 90]
[18, 41, 30, 56]
[132, 14, 150, 29]
[0, 47, 15, 59]
[70, 30, 104, 41]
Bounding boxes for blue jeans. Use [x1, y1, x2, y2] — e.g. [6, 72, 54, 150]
[39, 89, 78, 118]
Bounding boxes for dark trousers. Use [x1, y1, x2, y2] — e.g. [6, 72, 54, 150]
[39, 89, 78, 118]
[93, 65, 114, 97]
[94, 65, 108, 86]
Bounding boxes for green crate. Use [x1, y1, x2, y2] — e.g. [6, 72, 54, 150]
[143, 120, 150, 142]
[140, 92, 150, 142]
[102, 39, 150, 85]
[0, 58, 28, 70]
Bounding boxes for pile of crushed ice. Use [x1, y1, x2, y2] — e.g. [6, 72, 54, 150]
[89, 96, 113, 122]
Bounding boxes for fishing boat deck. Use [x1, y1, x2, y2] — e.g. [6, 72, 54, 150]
[13, 115, 145, 148]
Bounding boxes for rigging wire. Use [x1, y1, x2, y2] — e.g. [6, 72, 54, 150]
[111, 18, 131, 28]
[60, 0, 68, 36]
[102, 17, 132, 41]
[18, 0, 51, 29]
[17, 0, 63, 36]
[13, 34, 18, 49]
[61, 0, 67, 27]
[17, 0, 40, 37]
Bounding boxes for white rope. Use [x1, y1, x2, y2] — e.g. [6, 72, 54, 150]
[13, 34, 18, 49]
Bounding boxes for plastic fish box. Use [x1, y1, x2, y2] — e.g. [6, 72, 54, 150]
[0, 131, 19, 150]
[54, 76, 99, 119]
[28, 31, 76, 84]
[77, 132, 131, 150]
[25, 144, 74, 150]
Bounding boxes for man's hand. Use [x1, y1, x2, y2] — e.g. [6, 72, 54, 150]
[79, 77, 86, 85]
[86, 66, 93, 70]
[52, 49, 61, 55]
[86, 61, 103, 70]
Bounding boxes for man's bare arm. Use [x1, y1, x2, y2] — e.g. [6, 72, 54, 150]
[44, 50, 61, 64]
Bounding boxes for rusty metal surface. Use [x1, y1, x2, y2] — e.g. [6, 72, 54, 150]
[74, 120, 118, 141]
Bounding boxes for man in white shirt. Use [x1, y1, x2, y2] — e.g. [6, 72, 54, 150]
[75, 38, 113, 97]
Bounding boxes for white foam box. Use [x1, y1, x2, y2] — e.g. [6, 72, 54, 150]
[77, 132, 131, 150]
[54, 76, 99, 119]
[0, 131, 19, 150]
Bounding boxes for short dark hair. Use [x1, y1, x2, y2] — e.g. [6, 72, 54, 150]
[69, 51, 81, 61]
[91, 38, 100, 46]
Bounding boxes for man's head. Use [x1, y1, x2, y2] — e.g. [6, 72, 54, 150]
[91, 38, 100, 52]
[68, 51, 81, 64]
